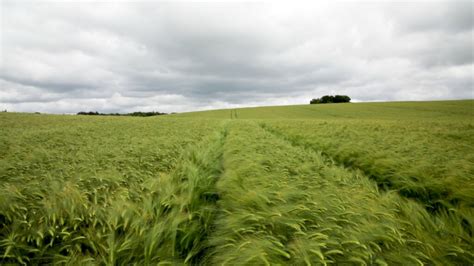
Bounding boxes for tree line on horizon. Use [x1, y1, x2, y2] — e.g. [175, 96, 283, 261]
[310, 95, 351, 104]
[77, 111, 167, 117]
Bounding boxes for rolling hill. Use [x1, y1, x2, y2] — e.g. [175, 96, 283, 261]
[1, 100, 473, 264]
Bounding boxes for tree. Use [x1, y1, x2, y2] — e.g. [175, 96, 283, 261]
[310, 98, 321, 104]
[334, 95, 351, 103]
[310, 95, 351, 104]
[320, 95, 335, 103]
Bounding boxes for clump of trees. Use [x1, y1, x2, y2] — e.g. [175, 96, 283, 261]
[77, 111, 101, 115]
[128, 111, 167, 117]
[310, 95, 351, 104]
[77, 111, 167, 117]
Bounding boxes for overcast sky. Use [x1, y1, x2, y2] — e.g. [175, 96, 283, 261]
[1, 1, 473, 113]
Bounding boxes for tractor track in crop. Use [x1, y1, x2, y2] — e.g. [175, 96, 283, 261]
[258, 122, 366, 177]
[230, 109, 238, 119]
[156, 122, 230, 264]
[257, 122, 429, 195]
[257, 122, 473, 233]
[257, 122, 429, 201]
[258, 122, 420, 191]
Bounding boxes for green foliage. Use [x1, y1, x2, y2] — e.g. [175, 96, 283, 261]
[1, 100, 473, 264]
[310, 95, 351, 104]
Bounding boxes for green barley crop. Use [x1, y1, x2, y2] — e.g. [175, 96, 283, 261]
[1, 100, 473, 264]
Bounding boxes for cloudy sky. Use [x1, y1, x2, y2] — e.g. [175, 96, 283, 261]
[1, 1, 472, 113]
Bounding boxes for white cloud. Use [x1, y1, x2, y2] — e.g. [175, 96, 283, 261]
[0, 1, 472, 113]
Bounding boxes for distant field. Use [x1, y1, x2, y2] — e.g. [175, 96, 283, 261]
[1, 100, 473, 264]
[177, 100, 474, 120]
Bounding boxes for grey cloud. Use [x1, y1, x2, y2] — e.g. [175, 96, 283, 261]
[1, 75, 96, 93]
[418, 32, 473, 67]
[391, 1, 473, 34]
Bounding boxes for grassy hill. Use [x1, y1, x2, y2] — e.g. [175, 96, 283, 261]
[1, 100, 473, 264]
[176, 100, 474, 120]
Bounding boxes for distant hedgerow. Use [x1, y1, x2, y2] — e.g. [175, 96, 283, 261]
[77, 111, 167, 116]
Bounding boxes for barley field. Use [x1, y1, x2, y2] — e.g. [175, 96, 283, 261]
[1, 100, 473, 265]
